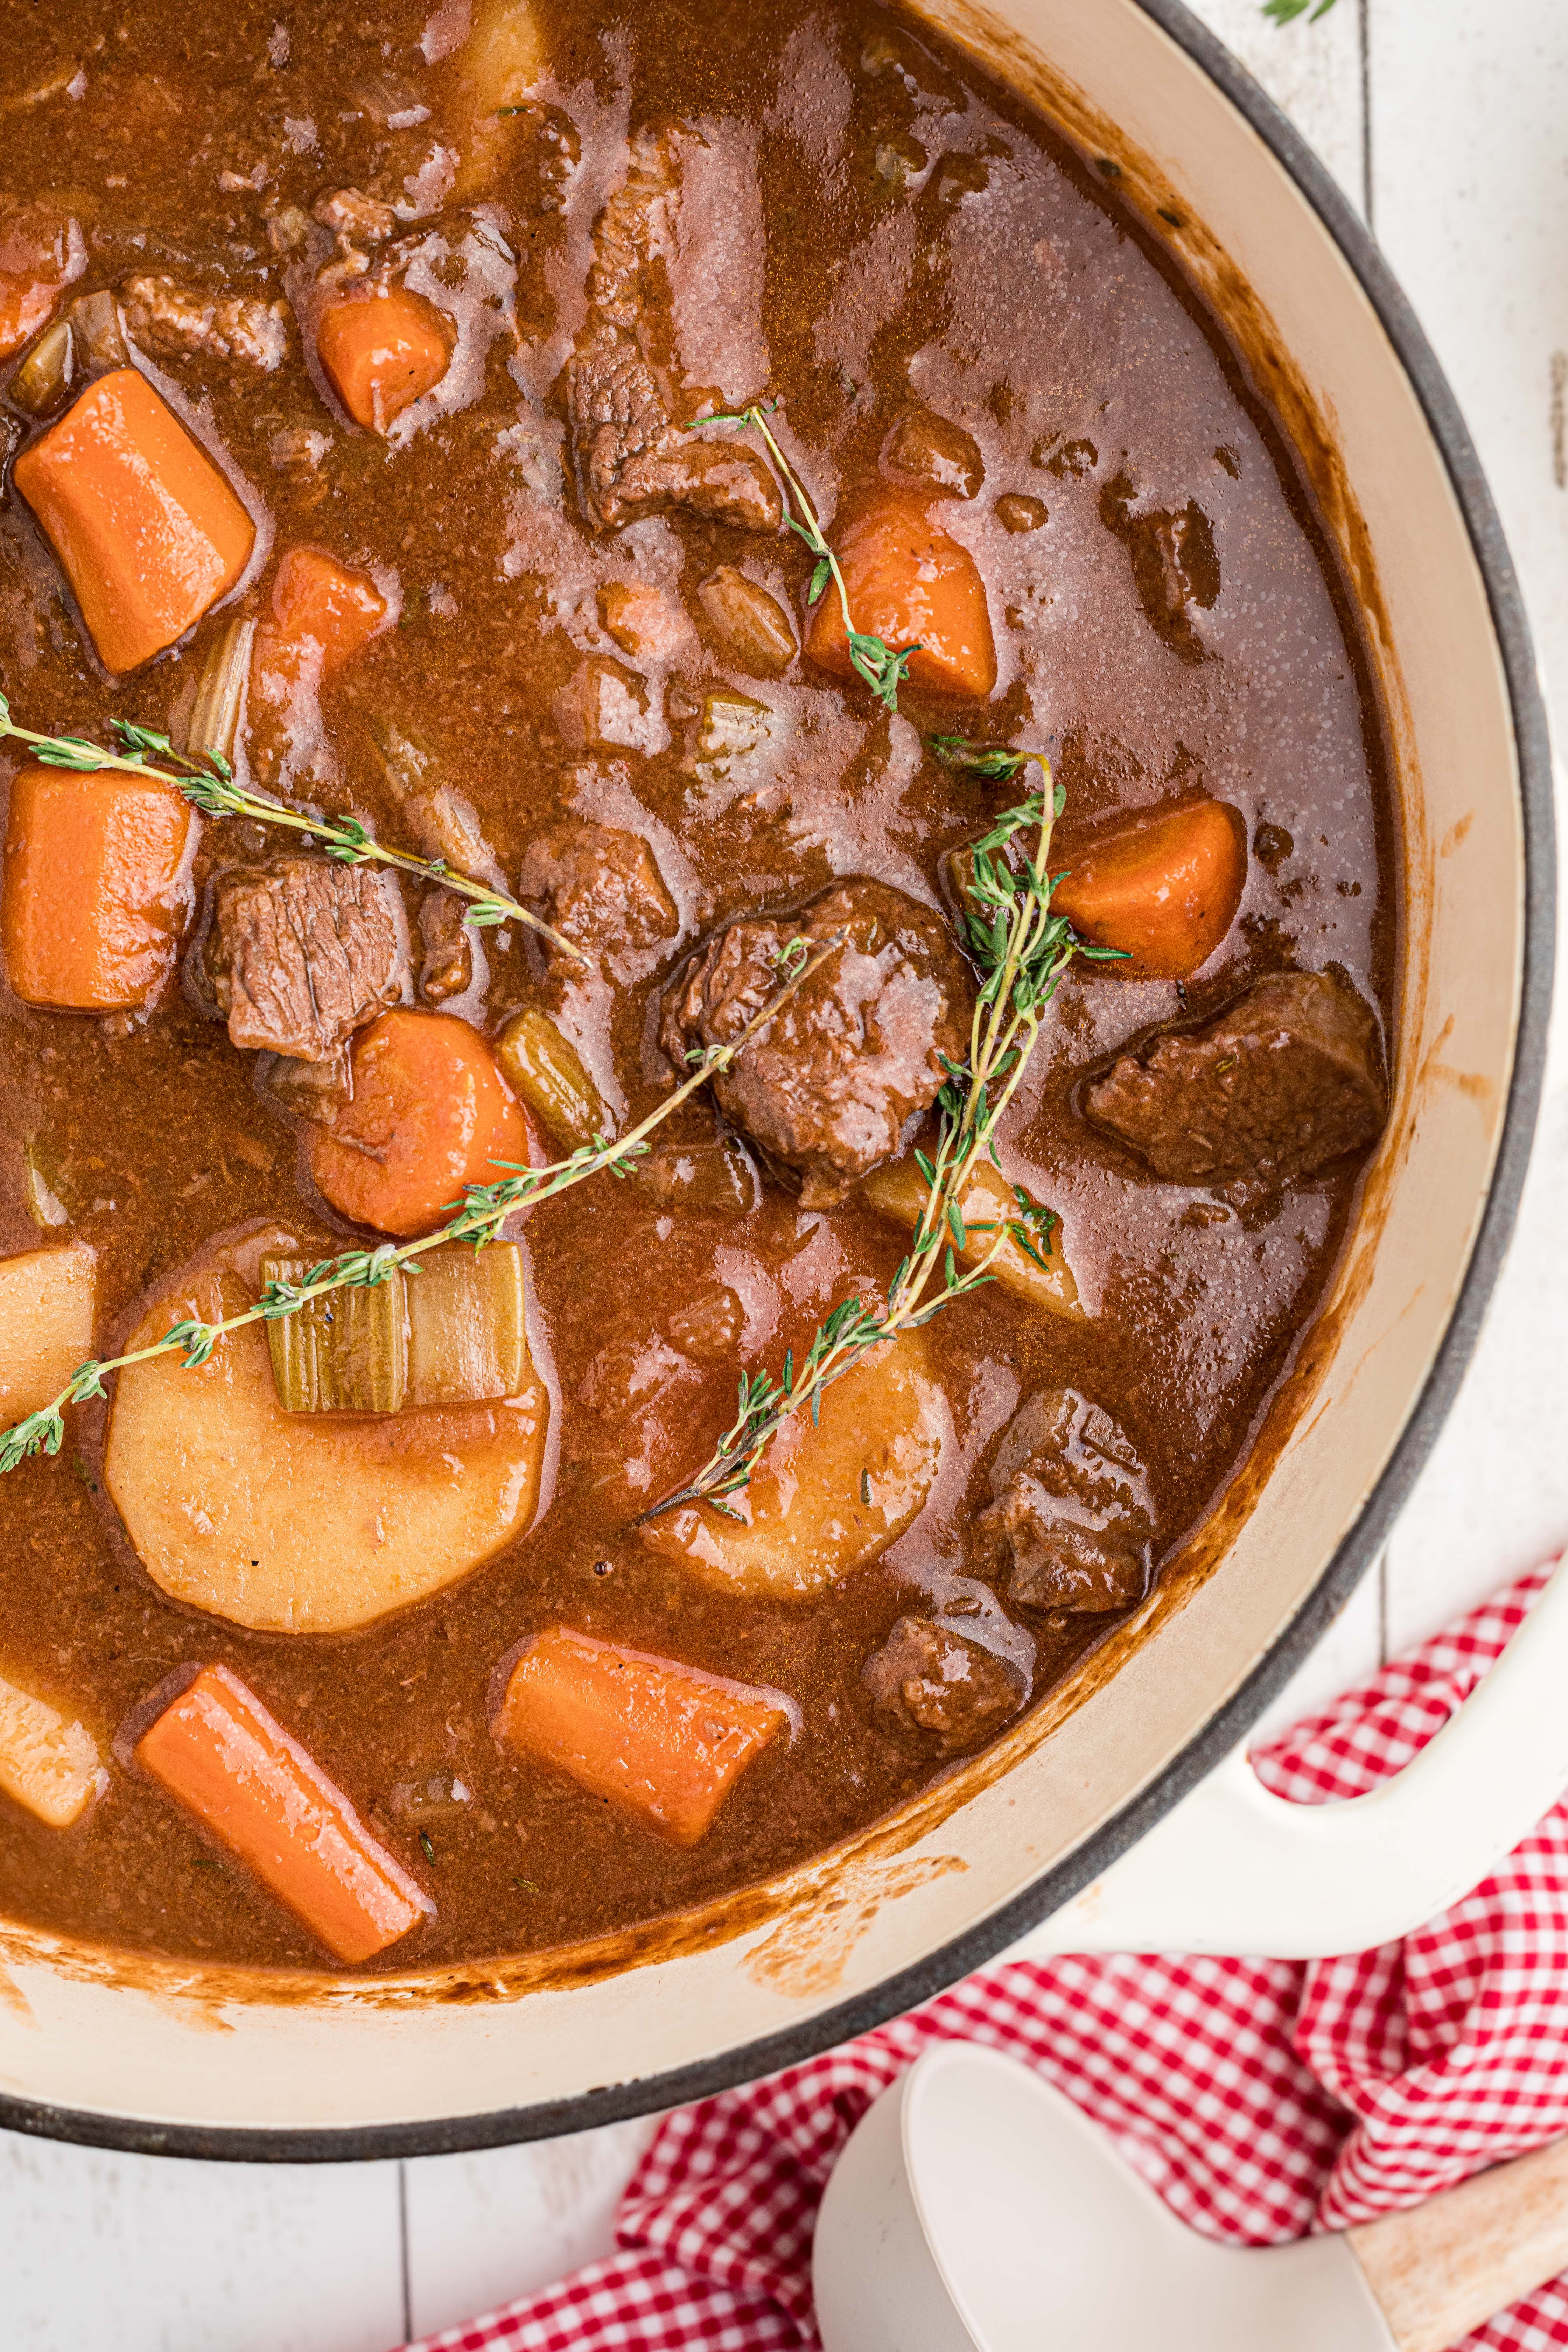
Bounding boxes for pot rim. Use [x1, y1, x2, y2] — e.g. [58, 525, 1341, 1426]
[1, 0, 1554, 2164]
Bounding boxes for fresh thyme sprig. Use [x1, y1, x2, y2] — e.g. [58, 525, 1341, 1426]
[0, 696, 584, 962]
[1260, 0, 1338, 22]
[0, 937, 842, 1478]
[641, 773, 1126, 1520]
[694, 401, 920, 714]
[926, 734, 1038, 784]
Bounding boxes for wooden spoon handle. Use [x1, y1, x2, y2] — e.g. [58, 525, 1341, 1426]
[1349, 2134, 1568, 2352]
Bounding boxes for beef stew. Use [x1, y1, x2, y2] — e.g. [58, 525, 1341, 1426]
[0, 0, 1394, 1973]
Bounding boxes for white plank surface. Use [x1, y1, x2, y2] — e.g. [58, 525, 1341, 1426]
[0, 2135, 404, 2352]
[4, 6, 1566, 2347]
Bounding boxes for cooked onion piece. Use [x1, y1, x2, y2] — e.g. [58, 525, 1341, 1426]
[104, 1228, 548, 1633]
[0, 1241, 96, 1427]
[862, 1156, 1084, 1321]
[640, 1329, 946, 1601]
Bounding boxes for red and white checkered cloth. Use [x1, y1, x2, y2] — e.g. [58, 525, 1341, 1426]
[407, 1564, 1568, 2352]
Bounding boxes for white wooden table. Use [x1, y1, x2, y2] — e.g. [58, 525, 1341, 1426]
[5, 5, 1568, 2344]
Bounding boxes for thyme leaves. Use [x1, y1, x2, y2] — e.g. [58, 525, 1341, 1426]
[693, 401, 920, 713]
[0, 937, 842, 1478]
[0, 697, 585, 963]
[639, 777, 1125, 1520]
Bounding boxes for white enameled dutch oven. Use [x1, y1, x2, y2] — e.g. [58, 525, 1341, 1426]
[0, 0, 1554, 2158]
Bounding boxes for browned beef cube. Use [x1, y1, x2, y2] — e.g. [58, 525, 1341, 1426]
[206, 856, 406, 1061]
[864, 1616, 1022, 1755]
[120, 274, 288, 370]
[660, 878, 971, 1209]
[1083, 969, 1387, 1186]
[980, 1390, 1153, 1616]
[881, 405, 985, 499]
[517, 821, 678, 978]
[417, 888, 472, 1004]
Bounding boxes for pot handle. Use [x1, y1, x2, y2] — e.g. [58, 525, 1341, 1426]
[1010, 1554, 1568, 1960]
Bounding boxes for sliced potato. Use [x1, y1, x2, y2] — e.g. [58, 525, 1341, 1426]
[640, 1329, 946, 1602]
[104, 1227, 548, 1633]
[862, 1156, 1084, 1321]
[0, 1669, 103, 1828]
[0, 1241, 97, 1427]
[452, 1, 546, 196]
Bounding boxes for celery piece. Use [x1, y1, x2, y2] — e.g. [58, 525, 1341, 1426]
[262, 1254, 408, 1414]
[405, 1242, 527, 1408]
[184, 615, 257, 766]
[496, 1009, 607, 1150]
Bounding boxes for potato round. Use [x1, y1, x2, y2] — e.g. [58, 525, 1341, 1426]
[639, 1329, 947, 1601]
[104, 1228, 548, 1633]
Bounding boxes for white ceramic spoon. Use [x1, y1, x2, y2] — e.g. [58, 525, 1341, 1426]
[813, 2041, 1568, 2352]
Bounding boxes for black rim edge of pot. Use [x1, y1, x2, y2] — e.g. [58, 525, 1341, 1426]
[0, 0, 1554, 2164]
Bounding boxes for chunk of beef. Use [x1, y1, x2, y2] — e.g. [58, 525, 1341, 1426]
[120, 274, 288, 370]
[313, 185, 397, 245]
[517, 821, 678, 980]
[1083, 969, 1387, 1186]
[567, 126, 780, 534]
[1099, 473, 1219, 665]
[881, 406, 984, 499]
[417, 888, 472, 1004]
[206, 856, 406, 1062]
[979, 1390, 1154, 1616]
[660, 879, 971, 1209]
[864, 1616, 1022, 1756]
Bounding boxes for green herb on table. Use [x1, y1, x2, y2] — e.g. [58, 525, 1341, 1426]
[1261, 0, 1339, 23]
[692, 401, 920, 714]
[0, 696, 584, 962]
[0, 937, 841, 1478]
[640, 774, 1126, 1520]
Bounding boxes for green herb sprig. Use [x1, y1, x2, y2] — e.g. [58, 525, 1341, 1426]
[0, 697, 584, 962]
[0, 937, 842, 1478]
[640, 773, 1125, 1520]
[1261, 0, 1338, 22]
[694, 402, 920, 714]
[926, 735, 1038, 784]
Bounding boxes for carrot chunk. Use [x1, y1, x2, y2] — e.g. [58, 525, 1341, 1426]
[251, 545, 389, 708]
[13, 369, 255, 674]
[496, 1626, 788, 1846]
[805, 489, 997, 700]
[317, 289, 451, 433]
[309, 1008, 531, 1238]
[3, 763, 195, 1010]
[134, 1664, 430, 1964]
[1052, 799, 1247, 979]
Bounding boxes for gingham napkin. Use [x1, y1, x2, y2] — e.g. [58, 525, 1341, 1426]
[405, 1564, 1568, 2352]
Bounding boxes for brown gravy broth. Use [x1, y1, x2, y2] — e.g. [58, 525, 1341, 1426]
[0, 0, 1394, 1969]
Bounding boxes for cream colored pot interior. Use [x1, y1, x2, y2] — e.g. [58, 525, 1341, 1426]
[0, 0, 1528, 2141]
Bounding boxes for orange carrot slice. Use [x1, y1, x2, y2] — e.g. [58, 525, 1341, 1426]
[496, 1626, 788, 1845]
[1053, 799, 1247, 979]
[317, 288, 451, 432]
[309, 1008, 531, 1238]
[2, 763, 195, 1010]
[805, 489, 997, 700]
[251, 545, 388, 708]
[134, 1664, 429, 1964]
[13, 368, 255, 674]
